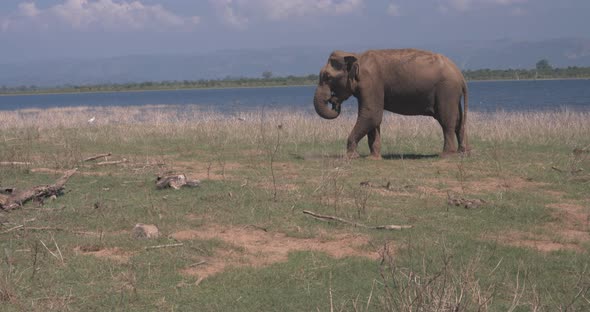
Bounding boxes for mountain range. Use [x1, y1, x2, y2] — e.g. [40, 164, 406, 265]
[1, 38, 589, 88]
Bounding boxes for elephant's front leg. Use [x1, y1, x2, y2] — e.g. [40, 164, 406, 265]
[367, 126, 382, 160]
[346, 93, 384, 159]
[346, 118, 381, 159]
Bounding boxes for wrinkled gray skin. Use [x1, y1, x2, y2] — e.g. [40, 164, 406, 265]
[313, 49, 469, 158]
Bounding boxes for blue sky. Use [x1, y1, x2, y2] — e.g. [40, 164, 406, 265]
[1, 0, 589, 62]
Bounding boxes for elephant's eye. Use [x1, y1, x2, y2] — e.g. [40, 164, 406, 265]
[330, 60, 342, 70]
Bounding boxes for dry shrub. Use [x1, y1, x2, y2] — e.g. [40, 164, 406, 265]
[378, 245, 498, 312]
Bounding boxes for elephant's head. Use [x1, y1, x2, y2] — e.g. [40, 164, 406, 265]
[313, 51, 359, 119]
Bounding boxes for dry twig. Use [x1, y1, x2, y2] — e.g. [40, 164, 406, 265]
[0, 161, 32, 166]
[84, 152, 112, 162]
[96, 159, 127, 166]
[189, 260, 208, 267]
[144, 243, 184, 250]
[302, 210, 412, 230]
[0, 226, 66, 235]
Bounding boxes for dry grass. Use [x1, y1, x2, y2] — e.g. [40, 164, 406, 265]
[1, 105, 588, 146]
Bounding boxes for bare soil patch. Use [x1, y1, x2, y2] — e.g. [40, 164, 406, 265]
[255, 182, 299, 191]
[170, 160, 241, 181]
[490, 230, 584, 253]
[547, 203, 589, 226]
[546, 202, 590, 243]
[74, 246, 134, 263]
[422, 176, 546, 197]
[170, 224, 379, 278]
[240, 149, 266, 156]
[487, 201, 589, 253]
[544, 190, 567, 198]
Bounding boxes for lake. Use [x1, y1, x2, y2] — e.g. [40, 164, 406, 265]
[1, 79, 590, 113]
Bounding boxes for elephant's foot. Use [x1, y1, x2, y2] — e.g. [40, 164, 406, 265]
[458, 145, 472, 155]
[346, 151, 360, 159]
[439, 150, 458, 158]
[367, 154, 382, 160]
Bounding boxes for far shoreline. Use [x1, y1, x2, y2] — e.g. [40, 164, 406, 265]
[1, 77, 590, 97]
[0, 83, 315, 97]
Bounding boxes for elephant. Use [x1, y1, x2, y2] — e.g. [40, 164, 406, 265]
[313, 49, 469, 158]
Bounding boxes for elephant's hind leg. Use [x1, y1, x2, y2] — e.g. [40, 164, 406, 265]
[435, 86, 462, 156]
[368, 126, 382, 160]
[435, 113, 460, 156]
[456, 114, 469, 153]
[440, 124, 458, 156]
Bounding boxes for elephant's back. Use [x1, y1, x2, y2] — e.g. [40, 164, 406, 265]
[362, 49, 441, 65]
[364, 49, 464, 89]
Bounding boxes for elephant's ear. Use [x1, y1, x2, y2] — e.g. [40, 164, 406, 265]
[344, 56, 359, 82]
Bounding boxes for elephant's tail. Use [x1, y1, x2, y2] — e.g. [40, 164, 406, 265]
[461, 81, 469, 151]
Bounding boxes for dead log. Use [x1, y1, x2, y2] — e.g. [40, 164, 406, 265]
[84, 153, 112, 162]
[0, 168, 77, 211]
[156, 174, 200, 190]
[0, 187, 14, 194]
[447, 192, 486, 209]
[302, 210, 412, 230]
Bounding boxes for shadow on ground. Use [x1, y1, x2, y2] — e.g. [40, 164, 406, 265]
[291, 152, 439, 161]
[382, 153, 439, 160]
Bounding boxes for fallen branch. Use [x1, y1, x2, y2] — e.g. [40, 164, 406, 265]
[84, 152, 112, 162]
[302, 210, 412, 230]
[551, 166, 564, 173]
[0, 225, 66, 235]
[0, 168, 77, 211]
[189, 260, 208, 267]
[0, 225, 24, 234]
[551, 166, 584, 175]
[96, 159, 127, 166]
[0, 161, 32, 166]
[145, 243, 184, 250]
[573, 145, 590, 155]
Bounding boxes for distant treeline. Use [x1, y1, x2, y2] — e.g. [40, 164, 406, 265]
[0, 75, 319, 94]
[2, 65, 590, 95]
[463, 66, 590, 81]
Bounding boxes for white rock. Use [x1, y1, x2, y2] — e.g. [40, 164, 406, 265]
[133, 223, 160, 239]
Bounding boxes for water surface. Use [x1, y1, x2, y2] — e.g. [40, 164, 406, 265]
[1, 79, 589, 113]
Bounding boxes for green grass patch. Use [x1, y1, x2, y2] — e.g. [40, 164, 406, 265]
[1, 107, 589, 310]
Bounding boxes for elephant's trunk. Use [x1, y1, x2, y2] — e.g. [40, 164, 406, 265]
[313, 84, 340, 120]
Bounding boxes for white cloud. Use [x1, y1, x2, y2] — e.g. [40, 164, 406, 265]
[449, 0, 470, 11]
[210, 0, 249, 29]
[19, 2, 40, 17]
[210, 0, 364, 28]
[387, 3, 401, 16]
[441, 0, 528, 12]
[2, 0, 200, 32]
[256, 0, 363, 19]
[510, 7, 526, 16]
[1, 19, 9, 32]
